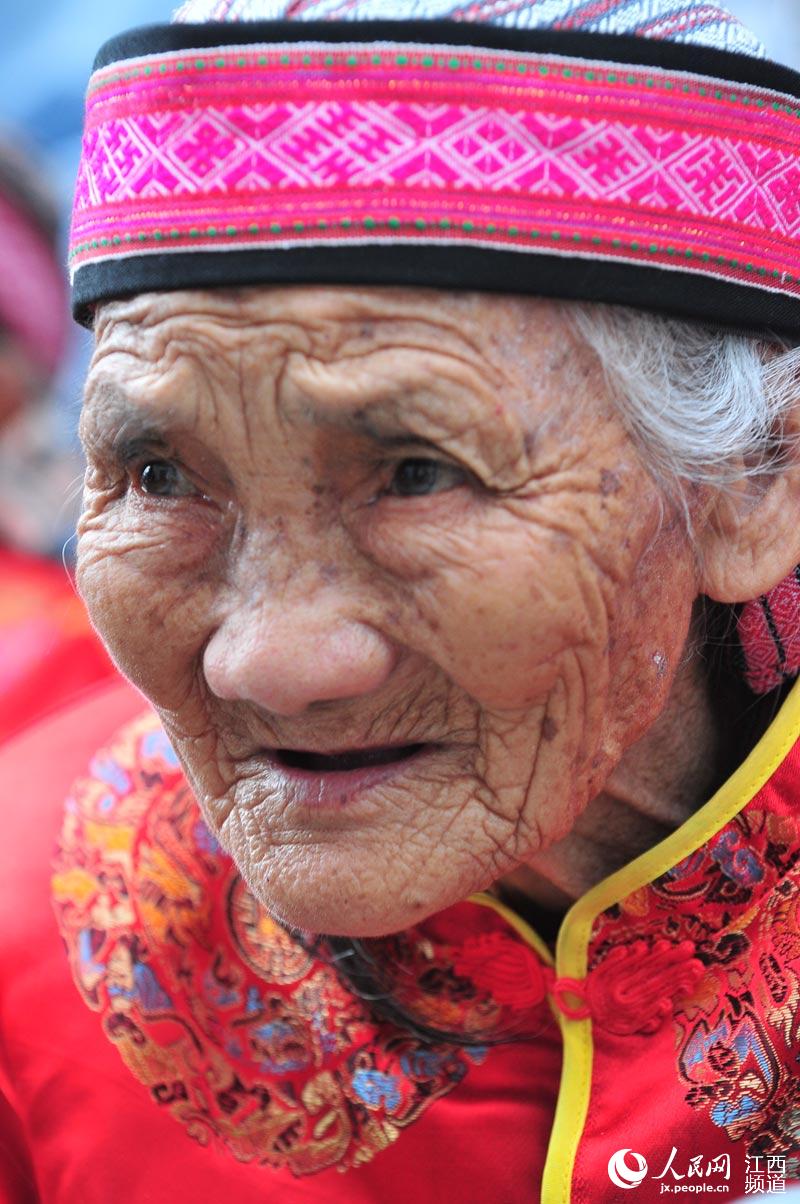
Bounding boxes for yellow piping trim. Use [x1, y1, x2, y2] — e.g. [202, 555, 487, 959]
[539, 676, 800, 1203]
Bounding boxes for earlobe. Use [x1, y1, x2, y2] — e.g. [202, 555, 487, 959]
[698, 467, 800, 604]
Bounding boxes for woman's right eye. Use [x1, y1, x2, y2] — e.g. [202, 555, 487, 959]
[387, 457, 468, 498]
[134, 460, 197, 498]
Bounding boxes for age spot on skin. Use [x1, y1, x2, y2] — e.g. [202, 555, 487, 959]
[600, 468, 622, 496]
[546, 348, 571, 374]
[541, 716, 559, 742]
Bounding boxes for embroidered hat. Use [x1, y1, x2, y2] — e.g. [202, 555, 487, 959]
[68, 0, 800, 694]
[0, 139, 67, 378]
[70, 0, 800, 335]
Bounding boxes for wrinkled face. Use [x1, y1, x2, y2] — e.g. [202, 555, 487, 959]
[79, 287, 699, 937]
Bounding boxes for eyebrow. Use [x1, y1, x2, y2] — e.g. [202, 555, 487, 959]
[84, 377, 438, 441]
[81, 380, 195, 449]
[82, 370, 512, 474]
[111, 432, 174, 467]
[343, 402, 432, 441]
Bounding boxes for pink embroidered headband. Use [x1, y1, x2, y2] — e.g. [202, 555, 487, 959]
[71, 21, 800, 336]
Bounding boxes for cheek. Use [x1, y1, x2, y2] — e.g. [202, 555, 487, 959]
[602, 527, 699, 740]
[77, 499, 221, 706]
[407, 521, 612, 711]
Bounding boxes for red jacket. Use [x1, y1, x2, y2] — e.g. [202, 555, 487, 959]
[2, 679, 800, 1202]
[0, 546, 115, 743]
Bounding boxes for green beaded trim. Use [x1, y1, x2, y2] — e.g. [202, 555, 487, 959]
[87, 45, 800, 118]
[68, 216, 792, 284]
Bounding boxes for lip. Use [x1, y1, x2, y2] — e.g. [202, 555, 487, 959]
[262, 742, 435, 807]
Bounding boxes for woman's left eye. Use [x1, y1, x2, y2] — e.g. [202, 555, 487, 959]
[387, 457, 467, 497]
[135, 460, 197, 498]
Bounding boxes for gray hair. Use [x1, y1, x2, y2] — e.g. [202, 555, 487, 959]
[571, 305, 800, 501]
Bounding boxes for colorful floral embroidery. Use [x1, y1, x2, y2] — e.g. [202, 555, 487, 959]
[589, 794, 800, 1176]
[52, 713, 500, 1175]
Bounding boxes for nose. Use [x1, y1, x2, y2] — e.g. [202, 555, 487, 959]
[203, 592, 399, 718]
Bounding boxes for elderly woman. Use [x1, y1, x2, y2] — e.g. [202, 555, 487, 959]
[2, 0, 800, 1200]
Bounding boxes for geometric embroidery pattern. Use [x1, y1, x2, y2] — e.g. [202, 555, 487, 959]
[738, 571, 800, 694]
[70, 42, 800, 301]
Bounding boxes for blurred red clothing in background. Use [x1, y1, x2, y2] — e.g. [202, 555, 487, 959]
[0, 544, 116, 743]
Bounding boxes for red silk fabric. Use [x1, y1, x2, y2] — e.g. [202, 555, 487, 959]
[3, 682, 800, 1199]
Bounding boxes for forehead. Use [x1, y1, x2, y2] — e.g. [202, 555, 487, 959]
[90, 285, 568, 364]
[84, 286, 582, 435]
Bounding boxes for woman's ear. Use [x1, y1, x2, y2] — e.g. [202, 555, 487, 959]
[697, 428, 800, 605]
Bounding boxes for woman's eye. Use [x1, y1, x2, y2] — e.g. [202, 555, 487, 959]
[136, 460, 196, 498]
[388, 458, 466, 497]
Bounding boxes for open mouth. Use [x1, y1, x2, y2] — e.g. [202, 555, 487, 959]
[275, 743, 427, 773]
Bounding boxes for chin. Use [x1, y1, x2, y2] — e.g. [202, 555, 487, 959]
[244, 867, 453, 940]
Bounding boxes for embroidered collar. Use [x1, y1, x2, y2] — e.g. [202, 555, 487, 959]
[52, 679, 800, 1181]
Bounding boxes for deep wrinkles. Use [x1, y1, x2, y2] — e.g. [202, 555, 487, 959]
[78, 285, 716, 938]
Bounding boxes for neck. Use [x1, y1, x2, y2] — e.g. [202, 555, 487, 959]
[496, 628, 767, 921]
